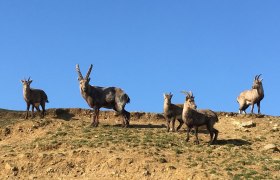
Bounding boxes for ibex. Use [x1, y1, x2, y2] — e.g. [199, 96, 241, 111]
[76, 64, 130, 127]
[21, 77, 49, 119]
[182, 91, 219, 145]
[163, 93, 187, 132]
[237, 74, 264, 114]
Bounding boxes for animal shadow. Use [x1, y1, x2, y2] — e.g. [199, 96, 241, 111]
[215, 139, 251, 146]
[54, 109, 75, 121]
[112, 123, 166, 129]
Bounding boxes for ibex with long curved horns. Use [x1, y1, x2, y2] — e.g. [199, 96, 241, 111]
[76, 64, 130, 127]
[237, 74, 264, 114]
[21, 77, 49, 119]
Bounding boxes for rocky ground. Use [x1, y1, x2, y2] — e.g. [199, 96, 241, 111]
[0, 108, 279, 179]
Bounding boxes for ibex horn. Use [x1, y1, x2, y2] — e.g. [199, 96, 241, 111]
[181, 90, 188, 95]
[85, 64, 93, 80]
[76, 64, 83, 80]
[257, 74, 262, 80]
[189, 91, 193, 97]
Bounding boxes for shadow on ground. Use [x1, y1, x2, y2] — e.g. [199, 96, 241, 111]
[54, 109, 75, 121]
[110, 124, 166, 129]
[215, 139, 251, 146]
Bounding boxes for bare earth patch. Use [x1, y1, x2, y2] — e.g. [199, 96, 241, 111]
[0, 109, 279, 179]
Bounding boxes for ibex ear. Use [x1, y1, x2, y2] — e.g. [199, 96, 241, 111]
[21, 80, 25, 84]
[87, 78, 91, 82]
[29, 80, 33, 84]
[78, 77, 82, 81]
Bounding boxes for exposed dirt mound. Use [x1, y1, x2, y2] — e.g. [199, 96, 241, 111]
[0, 109, 279, 179]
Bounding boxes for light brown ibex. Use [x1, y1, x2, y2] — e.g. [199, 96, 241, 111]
[21, 77, 49, 119]
[237, 74, 264, 114]
[76, 64, 130, 127]
[163, 92, 190, 132]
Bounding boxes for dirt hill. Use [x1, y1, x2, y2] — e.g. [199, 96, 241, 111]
[0, 109, 279, 179]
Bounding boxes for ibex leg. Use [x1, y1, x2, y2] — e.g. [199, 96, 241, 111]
[122, 110, 130, 128]
[171, 118, 175, 132]
[251, 104, 255, 114]
[194, 126, 199, 145]
[257, 102, 261, 114]
[176, 119, 184, 132]
[25, 103, 30, 119]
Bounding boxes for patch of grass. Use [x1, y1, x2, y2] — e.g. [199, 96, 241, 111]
[173, 147, 184, 155]
[261, 165, 270, 171]
[53, 131, 67, 137]
[272, 164, 280, 171]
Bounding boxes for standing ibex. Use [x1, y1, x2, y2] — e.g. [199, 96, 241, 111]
[76, 64, 130, 127]
[163, 93, 187, 132]
[237, 74, 264, 114]
[182, 91, 219, 145]
[21, 77, 49, 119]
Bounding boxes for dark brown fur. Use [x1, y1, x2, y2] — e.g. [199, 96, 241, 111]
[76, 64, 130, 127]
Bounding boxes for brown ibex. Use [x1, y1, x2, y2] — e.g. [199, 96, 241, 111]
[21, 77, 49, 119]
[237, 74, 264, 114]
[76, 64, 130, 127]
[163, 93, 188, 132]
[182, 91, 219, 145]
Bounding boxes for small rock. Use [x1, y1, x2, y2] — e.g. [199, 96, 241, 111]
[159, 158, 167, 163]
[5, 163, 12, 171]
[232, 121, 241, 126]
[11, 166, 19, 176]
[46, 168, 55, 173]
[240, 121, 256, 128]
[263, 144, 279, 152]
[128, 159, 134, 164]
[169, 166, 176, 170]
[143, 170, 151, 176]
[271, 127, 279, 132]
[18, 127, 24, 132]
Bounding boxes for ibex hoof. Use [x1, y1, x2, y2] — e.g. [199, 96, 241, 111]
[91, 123, 98, 127]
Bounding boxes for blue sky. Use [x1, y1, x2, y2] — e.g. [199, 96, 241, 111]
[0, 1, 280, 115]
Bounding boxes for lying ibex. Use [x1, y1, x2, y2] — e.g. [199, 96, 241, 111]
[21, 77, 49, 119]
[163, 93, 193, 132]
[237, 74, 264, 114]
[182, 91, 219, 145]
[76, 64, 130, 127]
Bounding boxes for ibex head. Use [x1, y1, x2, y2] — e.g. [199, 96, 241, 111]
[252, 74, 263, 89]
[181, 90, 197, 109]
[21, 77, 33, 88]
[76, 64, 93, 92]
[163, 92, 173, 105]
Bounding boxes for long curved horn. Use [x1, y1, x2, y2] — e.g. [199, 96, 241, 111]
[181, 90, 189, 95]
[76, 64, 83, 80]
[85, 64, 93, 80]
[257, 74, 262, 80]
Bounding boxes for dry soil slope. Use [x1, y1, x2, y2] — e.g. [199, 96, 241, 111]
[0, 109, 279, 179]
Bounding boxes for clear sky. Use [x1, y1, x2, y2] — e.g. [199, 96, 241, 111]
[0, 1, 280, 116]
